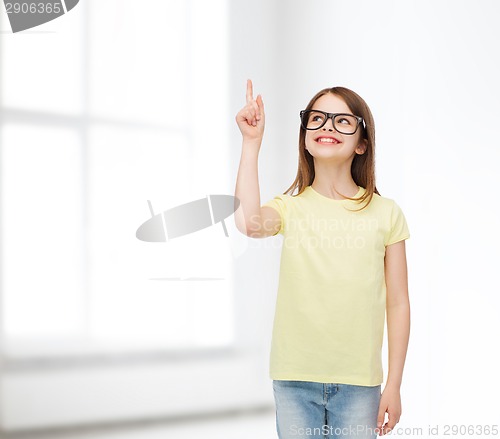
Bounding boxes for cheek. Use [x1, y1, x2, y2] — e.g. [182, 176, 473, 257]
[344, 135, 360, 148]
[305, 133, 315, 148]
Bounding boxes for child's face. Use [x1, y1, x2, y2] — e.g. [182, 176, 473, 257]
[304, 93, 366, 161]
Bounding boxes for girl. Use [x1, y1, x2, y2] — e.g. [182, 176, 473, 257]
[234, 79, 410, 439]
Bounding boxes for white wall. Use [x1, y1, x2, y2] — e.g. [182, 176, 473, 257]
[252, 0, 500, 431]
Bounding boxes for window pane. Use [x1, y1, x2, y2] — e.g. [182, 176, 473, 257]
[0, 0, 233, 356]
[87, 126, 234, 350]
[0, 8, 84, 114]
[88, 0, 188, 126]
[188, 0, 230, 194]
[1, 125, 85, 346]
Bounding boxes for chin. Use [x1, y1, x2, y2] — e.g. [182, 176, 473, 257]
[310, 151, 349, 162]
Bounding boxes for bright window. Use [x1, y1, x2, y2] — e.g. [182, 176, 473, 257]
[0, 0, 232, 358]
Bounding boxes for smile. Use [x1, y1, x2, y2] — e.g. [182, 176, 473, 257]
[315, 137, 341, 144]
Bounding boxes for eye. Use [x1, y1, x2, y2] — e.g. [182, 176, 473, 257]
[338, 117, 352, 125]
[307, 111, 326, 123]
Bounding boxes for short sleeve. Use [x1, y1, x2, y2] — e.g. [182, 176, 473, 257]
[262, 194, 288, 235]
[385, 200, 410, 246]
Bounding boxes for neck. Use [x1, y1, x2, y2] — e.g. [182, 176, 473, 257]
[311, 158, 359, 200]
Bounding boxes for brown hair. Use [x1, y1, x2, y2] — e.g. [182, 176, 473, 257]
[283, 86, 380, 211]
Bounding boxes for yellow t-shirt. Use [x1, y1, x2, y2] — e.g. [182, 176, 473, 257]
[262, 185, 410, 386]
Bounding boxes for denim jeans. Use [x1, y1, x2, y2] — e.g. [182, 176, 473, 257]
[272, 380, 382, 439]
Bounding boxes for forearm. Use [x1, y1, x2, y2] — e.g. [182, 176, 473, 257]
[234, 140, 262, 235]
[386, 301, 410, 389]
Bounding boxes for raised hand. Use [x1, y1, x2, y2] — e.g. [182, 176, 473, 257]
[235, 79, 265, 142]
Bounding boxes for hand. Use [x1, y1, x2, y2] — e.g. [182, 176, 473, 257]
[235, 79, 265, 142]
[376, 384, 402, 436]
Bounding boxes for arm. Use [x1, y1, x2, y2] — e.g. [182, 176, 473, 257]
[234, 79, 281, 238]
[377, 239, 410, 436]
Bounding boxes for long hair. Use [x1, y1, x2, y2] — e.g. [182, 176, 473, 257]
[283, 86, 380, 211]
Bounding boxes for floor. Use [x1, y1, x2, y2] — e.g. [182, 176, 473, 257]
[2, 407, 278, 439]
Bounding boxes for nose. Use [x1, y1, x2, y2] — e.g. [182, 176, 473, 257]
[322, 115, 337, 132]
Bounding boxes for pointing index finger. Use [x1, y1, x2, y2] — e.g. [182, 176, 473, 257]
[246, 79, 254, 104]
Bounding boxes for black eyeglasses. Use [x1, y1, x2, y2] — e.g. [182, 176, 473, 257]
[300, 110, 365, 135]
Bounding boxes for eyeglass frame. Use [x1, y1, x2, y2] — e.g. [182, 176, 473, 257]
[299, 109, 366, 135]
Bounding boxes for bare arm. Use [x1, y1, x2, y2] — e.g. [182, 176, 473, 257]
[385, 239, 410, 389]
[377, 239, 410, 435]
[234, 79, 281, 238]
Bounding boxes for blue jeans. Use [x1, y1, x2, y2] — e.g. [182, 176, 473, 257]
[272, 380, 382, 439]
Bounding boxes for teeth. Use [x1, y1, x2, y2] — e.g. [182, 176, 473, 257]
[317, 138, 338, 143]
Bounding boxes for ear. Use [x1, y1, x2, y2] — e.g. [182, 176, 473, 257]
[356, 139, 367, 155]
